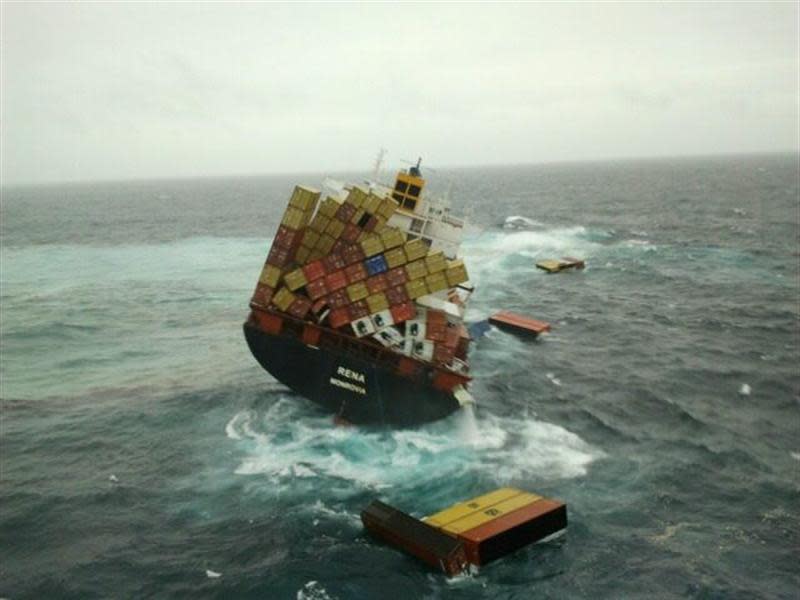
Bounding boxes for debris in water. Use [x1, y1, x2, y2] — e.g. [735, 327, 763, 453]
[206, 570, 222, 579]
[109, 474, 118, 483]
[739, 383, 751, 396]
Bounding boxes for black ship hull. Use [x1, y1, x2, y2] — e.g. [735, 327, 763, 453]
[243, 322, 462, 426]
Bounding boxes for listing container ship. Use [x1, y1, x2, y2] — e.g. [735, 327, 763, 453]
[243, 159, 475, 426]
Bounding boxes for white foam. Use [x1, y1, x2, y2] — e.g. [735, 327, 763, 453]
[297, 580, 335, 600]
[227, 400, 602, 492]
[739, 383, 751, 396]
[546, 372, 562, 387]
[205, 569, 221, 578]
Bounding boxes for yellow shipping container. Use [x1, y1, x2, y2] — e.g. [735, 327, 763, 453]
[295, 245, 311, 265]
[445, 260, 469, 287]
[318, 196, 341, 218]
[309, 213, 330, 234]
[405, 259, 428, 281]
[405, 278, 429, 300]
[380, 227, 406, 250]
[281, 206, 306, 230]
[366, 292, 389, 314]
[288, 185, 320, 212]
[360, 234, 385, 257]
[371, 215, 387, 234]
[347, 281, 369, 303]
[425, 251, 447, 274]
[272, 287, 296, 312]
[377, 197, 399, 220]
[425, 271, 448, 294]
[301, 228, 320, 249]
[259, 263, 282, 288]
[316, 233, 336, 254]
[363, 193, 382, 214]
[426, 488, 524, 528]
[404, 238, 428, 262]
[384, 246, 408, 269]
[325, 217, 346, 239]
[441, 493, 543, 535]
[350, 208, 366, 226]
[283, 268, 308, 291]
[308, 248, 325, 262]
[346, 186, 368, 208]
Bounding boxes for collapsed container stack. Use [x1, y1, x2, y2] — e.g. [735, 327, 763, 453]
[251, 185, 471, 370]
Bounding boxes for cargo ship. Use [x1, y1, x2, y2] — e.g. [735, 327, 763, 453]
[243, 159, 476, 426]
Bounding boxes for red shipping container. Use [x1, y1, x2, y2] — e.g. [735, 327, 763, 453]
[323, 253, 346, 273]
[332, 239, 349, 255]
[397, 356, 422, 377]
[306, 277, 329, 300]
[328, 307, 351, 328]
[311, 298, 329, 315]
[345, 262, 368, 284]
[386, 266, 409, 287]
[366, 273, 389, 294]
[342, 243, 366, 266]
[327, 288, 349, 309]
[301, 324, 322, 346]
[385, 285, 409, 306]
[251, 283, 274, 307]
[348, 299, 370, 320]
[325, 270, 348, 292]
[274, 225, 303, 250]
[426, 324, 447, 342]
[433, 343, 455, 364]
[390, 302, 416, 324]
[341, 223, 361, 243]
[288, 296, 312, 319]
[427, 309, 448, 326]
[336, 202, 357, 222]
[303, 259, 326, 282]
[253, 310, 283, 335]
[267, 244, 293, 269]
[364, 215, 381, 232]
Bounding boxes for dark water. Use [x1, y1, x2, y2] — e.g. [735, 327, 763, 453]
[1, 154, 798, 599]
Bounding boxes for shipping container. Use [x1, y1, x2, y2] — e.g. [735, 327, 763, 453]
[316, 233, 336, 255]
[390, 302, 416, 325]
[271, 287, 296, 312]
[342, 223, 361, 243]
[366, 273, 389, 294]
[366, 292, 389, 314]
[303, 260, 326, 282]
[345, 262, 368, 284]
[328, 307, 351, 328]
[371, 309, 395, 330]
[365, 254, 389, 276]
[281, 206, 307, 230]
[323, 253, 346, 273]
[360, 234, 385, 257]
[455, 498, 567, 566]
[327, 288, 350, 309]
[251, 283, 274, 308]
[342, 243, 366, 266]
[445, 260, 469, 287]
[405, 278, 429, 300]
[336, 201, 357, 223]
[318, 196, 342, 218]
[306, 278, 329, 301]
[347, 281, 369, 303]
[288, 296, 312, 319]
[377, 197, 400, 220]
[288, 185, 321, 212]
[283, 268, 308, 291]
[386, 266, 409, 287]
[425, 272, 448, 294]
[404, 238, 428, 262]
[309, 213, 331, 233]
[384, 247, 408, 269]
[325, 270, 348, 293]
[363, 194, 382, 214]
[348, 299, 370, 320]
[405, 259, 428, 281]
[325, 217, 346, 240]
[267, 245, 293, 269]
[259, 263, 282, 288]
[424, 251, 448, 274]
[373, 325, 403, 347]
[385, 285, 409, 306]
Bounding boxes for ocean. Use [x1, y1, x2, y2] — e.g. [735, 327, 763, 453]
[1, 154, 798, 599]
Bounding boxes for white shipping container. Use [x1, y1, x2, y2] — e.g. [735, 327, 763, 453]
[351, 317, 376, 338]
[371, 309, 394, 331]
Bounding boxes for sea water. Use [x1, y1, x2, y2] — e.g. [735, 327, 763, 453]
[1, 154, 798, 598]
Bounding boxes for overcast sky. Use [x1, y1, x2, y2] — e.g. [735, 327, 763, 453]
[1, 2, 797, 184]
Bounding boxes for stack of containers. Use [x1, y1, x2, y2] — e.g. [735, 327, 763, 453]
[251, 184, 471, 369]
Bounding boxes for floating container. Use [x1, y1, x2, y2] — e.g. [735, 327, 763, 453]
[488, 311, 551, 338]
[535, 257, 585, 273]
[425, 487, 567, 566]
[361, 501, 469, 577]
